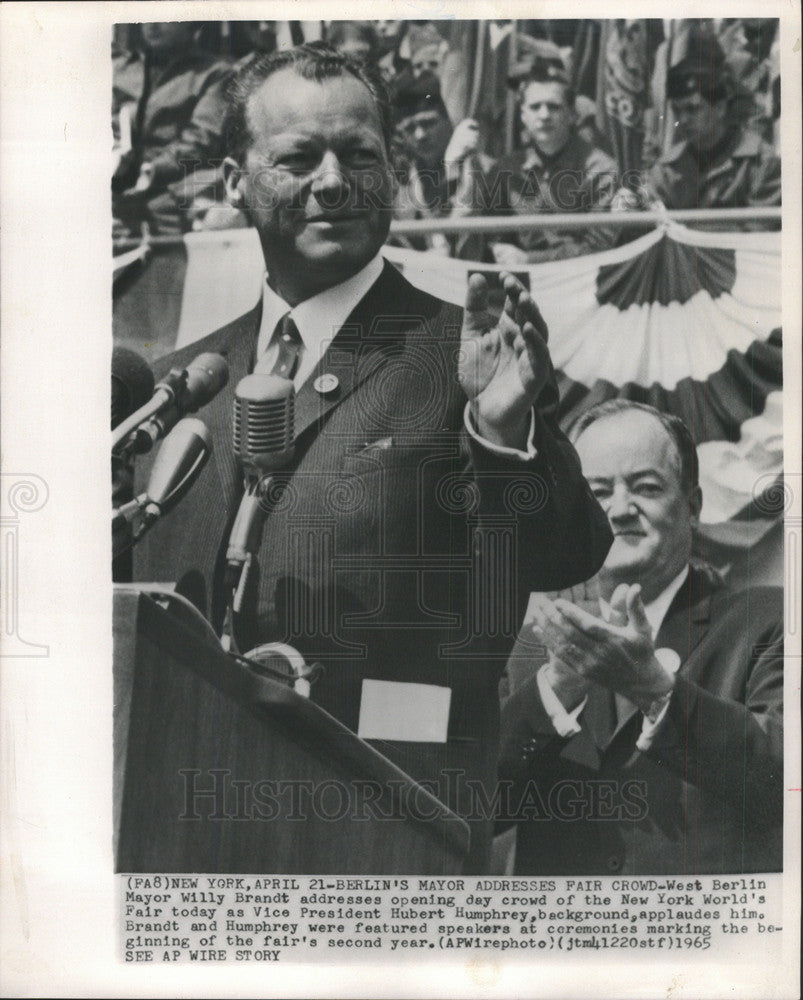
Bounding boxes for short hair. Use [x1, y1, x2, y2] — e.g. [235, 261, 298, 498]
[519, 64, 576, 110]
[326, 20, 380, 61]
[407, 23, 445, 59]
[225, 43, 393, 164]
[568, 400, 700, 498]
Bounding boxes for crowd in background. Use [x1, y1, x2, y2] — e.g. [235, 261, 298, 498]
[112, 18, 782, 258]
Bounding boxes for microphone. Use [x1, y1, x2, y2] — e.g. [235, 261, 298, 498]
[140, 417, 213, 524]
[112, 347, 154, 506]
[112, 351, 228, 455]
[233, 372, 295, 473]
[111, 346, 154, 429]
[225, 373, 295, 611]
[112, 347, 155, 579]
[113, 417, 212, 550]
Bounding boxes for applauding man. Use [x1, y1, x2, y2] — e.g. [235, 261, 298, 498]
[500, 400, 783, 874]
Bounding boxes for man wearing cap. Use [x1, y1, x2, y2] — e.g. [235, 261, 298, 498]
[406, 23, 448, 79]
[619, 32, 781, 216]
[477, 63, 620, 265]
[648, 54, 780, 211]
[392, 71, 493, 257]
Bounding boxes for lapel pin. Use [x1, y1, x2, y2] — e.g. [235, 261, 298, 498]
[313, 373, 339, 396]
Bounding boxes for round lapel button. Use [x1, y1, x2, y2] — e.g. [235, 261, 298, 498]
[313, 373, 339, 395]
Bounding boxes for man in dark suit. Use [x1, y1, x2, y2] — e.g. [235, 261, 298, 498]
[132, 45, 611, 872]
[499, 400, 783, 874]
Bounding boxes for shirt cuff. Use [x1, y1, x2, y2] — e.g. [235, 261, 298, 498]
[464, 403, 537, 460]
[537, 664, 586, 738]
[635, 648, 681, 751]
[636, 694, 672, 751]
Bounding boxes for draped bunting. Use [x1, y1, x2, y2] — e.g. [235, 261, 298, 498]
[380, 227, 784, 582]
[376, 226, 783, 526]
[595, 237, 737, 307]
[116, 221, 783, 581]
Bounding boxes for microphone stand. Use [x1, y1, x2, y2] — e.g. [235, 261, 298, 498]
[112, 417, 212, 555]
[220, 371, 295, 653]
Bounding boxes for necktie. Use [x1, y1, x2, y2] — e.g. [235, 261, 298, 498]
[258, 312, 303, 380]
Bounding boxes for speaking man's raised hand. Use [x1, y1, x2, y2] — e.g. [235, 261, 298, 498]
[459, 271, 552, 449]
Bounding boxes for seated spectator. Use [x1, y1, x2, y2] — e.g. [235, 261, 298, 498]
[499, 401, 783, 874]
[112, 22, 231, 236]
[391, 72, 492, 257]
[407, 23, 448, 78]
[373, 20, 408, 82]
[327, 21, 380, 65]
[618, 31, 780, 216]
[716, 18, 780, 146]
[189, 23, 283, 233]
[477, 63, 619, 264]
[404, 22, 468, 128]
[230, 21, 282, 62]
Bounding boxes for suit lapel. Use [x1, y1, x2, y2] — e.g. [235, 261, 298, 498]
[210, 303, 262, 513]
[292, 262, 411, 443]
[134, 306, 261, 618]
[603, 698, 641, 750]
[654, 565, 715, 667]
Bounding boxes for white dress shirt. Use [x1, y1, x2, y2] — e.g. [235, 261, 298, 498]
[256, 253, 538, 458]
[256, 253, 384, 390]
[537, 567, 688, 747]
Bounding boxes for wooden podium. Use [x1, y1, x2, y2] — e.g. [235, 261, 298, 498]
[114, 589, 470, 873]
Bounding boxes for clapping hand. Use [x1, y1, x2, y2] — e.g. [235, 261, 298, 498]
[530, 584, 675, 713]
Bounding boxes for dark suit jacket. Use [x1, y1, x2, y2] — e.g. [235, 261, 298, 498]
[133, 260, 612, 871]
[499, 565, 784, 874]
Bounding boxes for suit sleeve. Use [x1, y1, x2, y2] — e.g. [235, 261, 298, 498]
[645, 605, 784, 826]
[496, 622, 574, 820]
[467, 362, 613, 607]
[497, 587, 604, 783]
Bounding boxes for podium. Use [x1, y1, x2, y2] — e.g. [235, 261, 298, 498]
[114, 590, 470, 873]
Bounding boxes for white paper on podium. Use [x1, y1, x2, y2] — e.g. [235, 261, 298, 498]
[357, 680, 451, 742]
